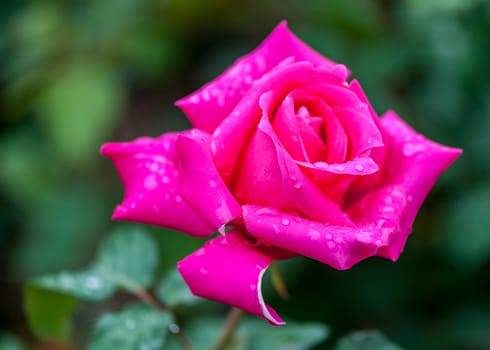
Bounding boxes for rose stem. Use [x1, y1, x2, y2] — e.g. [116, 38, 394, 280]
[213, 307, 244, 350]
[135, 287, 194, 350]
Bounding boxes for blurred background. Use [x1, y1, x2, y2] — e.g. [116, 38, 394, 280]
[0, 0, 489, 349]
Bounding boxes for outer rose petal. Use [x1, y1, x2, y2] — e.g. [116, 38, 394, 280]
[375, 111, 462, 259]
[174, 129, 242, 230]
[177, 230, 285, 326]
[176, 21, 340, 133]
[100, 134, 216, 237]
[243, 192, 405, 270]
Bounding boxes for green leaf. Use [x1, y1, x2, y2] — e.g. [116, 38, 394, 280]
[334, 330, 404, 350]
[89, 304, 173, 350]
[32, 269, 115, 301]
[0, 332, 26, 350]
[408, 0, 484, 14]
[24, 284, 78, 341]
[24, 225, 158, 306]
[93, 226, 159, 292]
[38, 62, 123, 165]
[163, 317, 247, 350]
[157, 268, 201, 308]
[244, 319, 329, 350]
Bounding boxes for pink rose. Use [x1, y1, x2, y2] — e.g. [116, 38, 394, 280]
[101, 22, 461, 325]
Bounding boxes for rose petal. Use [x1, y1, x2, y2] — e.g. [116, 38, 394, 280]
[374, 111, 462, 259]
[176, 21, 340, 133]
[347, 80, 388, 194]
[243, 202, 401, 270]
[290, 91, 348, 164]
[296, 157, 379, 203]
[174, 129, 242, 230]
[272, 96, 310, 162]
[177, 229, 285, 325]
[233, 92, 351, 225]
[213, 62, 347, 185]
[100, 134, 216, 237]
[295, 107, 327, 163]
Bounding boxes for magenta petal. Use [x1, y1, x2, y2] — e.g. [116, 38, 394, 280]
[272, 96, 309, 161]
[234, 92, 351, 224]
[211, 62, 334, 184]
[296, 158, 379, 202]
[176, 21, 340, 133]
[243, 205, 386, 270]
[177, 230, 285, 325]
[100, 134, 215, 237]
[296, 157, 379, 176]
[374, 111, 462, 259]
[174, 129, 242, 230]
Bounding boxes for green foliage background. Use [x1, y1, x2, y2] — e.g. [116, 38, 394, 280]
[0, 0, 489, 348]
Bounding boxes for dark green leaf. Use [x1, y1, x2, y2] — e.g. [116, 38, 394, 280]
[0, 332, 26, 350]
[157, 268, 201, 308]
[89, 304, 173, 350]
[163, 317, 247, 350]
[24, 284, 78, 341]
[244, 319, 329, 350]
[94, 226, 159, 292]
[408, 0, 484, 14]
[334, 330, 403, 350]
[38, 62, 122, 165]
[32, 269, 115, 301]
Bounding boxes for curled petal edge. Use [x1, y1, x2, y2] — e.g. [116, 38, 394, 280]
[177, 230, 285, 326]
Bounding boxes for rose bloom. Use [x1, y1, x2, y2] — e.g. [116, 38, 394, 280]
[101, 22, 461, 325]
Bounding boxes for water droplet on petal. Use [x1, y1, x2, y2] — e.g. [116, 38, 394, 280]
[202, 90, 211, 102]
[403, 143, 426, 157]
[256, 208, 278, 216]
[282, 218, 290, 226]
[209, 180, 217, 187]
[144, 175, 158, 190]
[355, 164, 364, 172]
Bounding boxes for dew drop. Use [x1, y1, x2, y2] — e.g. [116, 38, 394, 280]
[209, 180, 217, 187]
[202, 90, 211, 102]
[309, 230, 320, 240]
[175, 195, 183, 203]
[355, 164, 364, 172]
[313, 161, 329, 169]
[383, 206, 394, 213]
[334, 165, 345, 172]
[256, 208, 278, 216]
[162, 176, 170, 184]
[144, 175, 158, 190]
[281, 218, 290, 226]
[189, 95, 200, 104]
[403, 143, 426, 157]
[169, 323, 180, 334]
